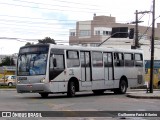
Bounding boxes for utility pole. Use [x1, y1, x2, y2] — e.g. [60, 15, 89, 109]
[131, 10, 151, 49]
[149, 0, 155, 93]
[135, 10, 139, 48]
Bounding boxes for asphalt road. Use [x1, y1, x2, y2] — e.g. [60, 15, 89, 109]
[0, 90, 160, 120]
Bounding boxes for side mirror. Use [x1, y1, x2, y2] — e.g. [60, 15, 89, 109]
[53, 58, 57, 67]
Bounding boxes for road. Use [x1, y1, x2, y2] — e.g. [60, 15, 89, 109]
[0, 89, 160, 120]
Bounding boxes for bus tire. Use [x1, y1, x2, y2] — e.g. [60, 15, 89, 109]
[92, 90, 105, 95]
[158, 82, 160, 89]
[114, 80, 127, 94]
[67, 81, 76, 97]
[8, 82, 13, 87]
[40, 93, 49, 98]
[119, 80, 127, 94]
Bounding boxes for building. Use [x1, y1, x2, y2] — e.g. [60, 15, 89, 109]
[69, 15, 160, 60]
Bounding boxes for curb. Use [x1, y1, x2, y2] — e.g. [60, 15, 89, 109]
[126, 94, 160, 99]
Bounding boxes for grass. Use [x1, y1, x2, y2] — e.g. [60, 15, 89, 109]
[0, 86, 16, 89]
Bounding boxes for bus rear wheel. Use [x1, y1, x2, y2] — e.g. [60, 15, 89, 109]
[67, 81, 76, 97]
[40, 93, 49, 98]
[114, 80, 127, 94]
[158, 82, 160, 89]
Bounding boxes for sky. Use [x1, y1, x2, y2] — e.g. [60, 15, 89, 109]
[0, 0, 159, 55]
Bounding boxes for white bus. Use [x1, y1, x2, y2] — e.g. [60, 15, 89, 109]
[16, 44, 144, 98]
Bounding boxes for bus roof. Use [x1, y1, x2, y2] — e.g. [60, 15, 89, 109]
[49, 44, 143, 53]
[20, 43, 143, 54]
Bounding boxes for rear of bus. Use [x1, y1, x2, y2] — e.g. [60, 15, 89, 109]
[16, 44, 50, 93]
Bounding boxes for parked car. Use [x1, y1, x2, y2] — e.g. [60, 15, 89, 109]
[0, 75, 16, 86]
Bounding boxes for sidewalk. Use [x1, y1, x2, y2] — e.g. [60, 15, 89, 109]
[126, 89, 160, 99]
[0, 88, 16, 91]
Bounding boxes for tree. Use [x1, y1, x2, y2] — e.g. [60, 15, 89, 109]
[0, 57, 15, 66]
[38, 37, 56, 44]
[25, 42, 33, 46]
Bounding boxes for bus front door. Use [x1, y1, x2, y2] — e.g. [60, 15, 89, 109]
[80, 51, 92, 87]
[104, 52, 114, 88]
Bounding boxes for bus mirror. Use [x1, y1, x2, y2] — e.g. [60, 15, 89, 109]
[53, 58, 57, 67]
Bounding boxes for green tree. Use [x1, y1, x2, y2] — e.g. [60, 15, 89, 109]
[0, 57, 15, 66]
[38, 37, 56, 44]
[25, 42, 33, 46]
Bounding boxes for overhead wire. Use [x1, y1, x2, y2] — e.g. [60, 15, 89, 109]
[0, 0, 157, 45]
[12, 0, 101, 7]
[10, 0, 105, 12]
[0, 14, 77, 21]
[0, 37, 69, 43]
[138, 2, 154, 42]
[0, 2, 106, 14]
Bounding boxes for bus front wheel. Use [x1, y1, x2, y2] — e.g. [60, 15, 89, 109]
[67, 81, 76, 97]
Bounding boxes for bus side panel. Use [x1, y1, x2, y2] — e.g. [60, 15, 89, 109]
[49, 71, 68, 93]
[124, 67, 137, 87]
[92, 67, 105, 90]
[113, 67, 124, 88]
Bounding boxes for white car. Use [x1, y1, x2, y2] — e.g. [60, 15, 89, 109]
[0, 75, 16, 86]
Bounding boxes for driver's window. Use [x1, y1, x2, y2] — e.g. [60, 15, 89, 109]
[50, 55, 54, 69]
[50, 54, 64, 69]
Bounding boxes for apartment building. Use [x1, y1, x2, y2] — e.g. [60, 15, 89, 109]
[69, 15, 160, 47]
[69, 15, 160, 60]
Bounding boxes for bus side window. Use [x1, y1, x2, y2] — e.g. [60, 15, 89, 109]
[114, 53, 124, 67]
[124, 53, 134, 66]
[92, 52, 103, 67]
[135, 54, 143, 67]
[67, 50, 80, 68]
[50, 55, 54, 70]
[104, 53, 112, 67]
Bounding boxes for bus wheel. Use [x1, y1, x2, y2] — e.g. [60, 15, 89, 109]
[92, 90, 105, 95]
[8, 82, 13, 87]
[119, 80, 127, 94]
[40, 93, 49, 98]
[67, 81, 76, 97]
[158, 82, 160, 89]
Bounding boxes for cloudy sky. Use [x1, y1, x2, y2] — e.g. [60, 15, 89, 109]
[0, 0, 159, 55]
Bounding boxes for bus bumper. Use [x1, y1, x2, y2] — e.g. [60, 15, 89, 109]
[16, 83, 51, 93]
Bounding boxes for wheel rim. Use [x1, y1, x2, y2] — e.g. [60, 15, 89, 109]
[71, 83, 75, 95]
[121, 82, 126, 93]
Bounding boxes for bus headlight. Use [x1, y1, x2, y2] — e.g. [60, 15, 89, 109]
[40, 78, 45, 83]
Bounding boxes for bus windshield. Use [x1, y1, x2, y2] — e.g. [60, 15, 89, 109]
[17, 53, 48, 76]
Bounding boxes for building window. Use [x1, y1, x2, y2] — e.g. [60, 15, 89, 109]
[103, 31, 111, 36]
[70, 32, 75, 36]
[90, 43, 98, 47]
[95, 30, 101, 35]
[79, 30, 91, 36]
